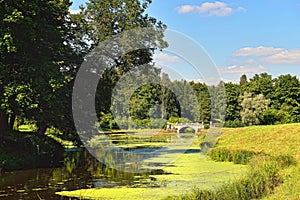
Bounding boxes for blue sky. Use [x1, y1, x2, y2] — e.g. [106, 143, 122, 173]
[70, 1, 300, 83]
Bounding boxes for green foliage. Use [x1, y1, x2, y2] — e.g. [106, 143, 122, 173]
[239, 74, 248, 87]
[240, 92, 270, 125]
[209, 147, 296, 167]
[262, 108, 294, 125]
[190, 82, 211, 123]
[208, 148, 232, 162]
[209, 148, 267, 165]
[203, 124, 210, 129]
[273, 154, 297, 168]
[168, 117, 191, 123]
[209, 81, 227, 124]
[224, 82, 242, 122]
[0, 152, 36, 170]
[224, 120, 245, 128]
[225, 73, 300, 125]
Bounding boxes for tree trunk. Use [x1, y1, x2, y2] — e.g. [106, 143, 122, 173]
[0, 109, 9, 138]
[8, 113, 16, 131]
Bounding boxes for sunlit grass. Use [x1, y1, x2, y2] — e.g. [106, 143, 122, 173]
[219, 123, 300, 161]
[216, 123, 300, 200]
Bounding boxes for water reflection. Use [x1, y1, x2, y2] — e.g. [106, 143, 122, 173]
[0, 132, 197, 199]
[0, 147, 165, 200]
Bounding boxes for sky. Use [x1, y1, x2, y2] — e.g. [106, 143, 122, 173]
[70, 1, 300, 84]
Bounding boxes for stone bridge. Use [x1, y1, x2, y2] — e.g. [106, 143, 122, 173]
[168, 123, 204, 133]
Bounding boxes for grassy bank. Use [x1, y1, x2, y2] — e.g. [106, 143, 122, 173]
[219, 124, 300, 199]
[178, 123, 300, 200]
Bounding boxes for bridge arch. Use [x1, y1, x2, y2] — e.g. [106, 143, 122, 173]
[177, 126, 198, 133]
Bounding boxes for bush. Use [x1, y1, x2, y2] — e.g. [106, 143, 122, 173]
[224, 120, 245, 128]
[203, 124, 210, 129]
[150, 118, 167, 129]
[262, 108, 294, 125]
[274, 154, 297, 167]
[168, 117, 191, 124]
[233, 150, 257, 164]
[209, 148, 232, 162]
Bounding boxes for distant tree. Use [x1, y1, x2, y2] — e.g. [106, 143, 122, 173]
[209, 81, 227, 125]
[246, 73, 274, 99]
[240, 93, 270, 126]
[239, 74, 248, 87]
[190, 82, 211, 123]
[271, 74, 300, 121]
[225, 82, 241, 122]
[172, 80, 199, 122]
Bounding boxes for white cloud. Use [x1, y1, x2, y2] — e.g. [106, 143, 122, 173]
[177, 1, 245, 16]
[198, 2, 233, 16]
[69, 9, 81, 15]
[177, 5, 196, 14]
[233, 46, 300, 64]
[234, 46, 284, 57]
[263, 49, 300, 64]
[218, 64, 268, 74]
[153, 53, 180, 64]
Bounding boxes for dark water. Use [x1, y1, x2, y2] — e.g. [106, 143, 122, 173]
[0, 148, 162, 200]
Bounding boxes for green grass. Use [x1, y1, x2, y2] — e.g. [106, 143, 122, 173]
[218, 123, 300, 161]
[214, 123, 300, 200]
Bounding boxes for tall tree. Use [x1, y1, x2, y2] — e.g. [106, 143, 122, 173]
[239, 74, 248, 87]
[0, 0, 79, 136]
[225, 82, 241, 122]
[209, 81, 227, 125]
[82, 0, 168, 120]
[190, 81, 211, 123]
[272, 74, 300, 122]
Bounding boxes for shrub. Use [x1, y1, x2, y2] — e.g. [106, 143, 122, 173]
[209, 148, 232, 162]
[274, 154, 297, 167]
[224, 120, 245, 128]
[168, 117, 191, 124]
[233, 150, 256, 164]
[203, 124, 210, 129]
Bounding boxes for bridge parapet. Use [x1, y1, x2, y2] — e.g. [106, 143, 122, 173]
[167, 122, 204, 133]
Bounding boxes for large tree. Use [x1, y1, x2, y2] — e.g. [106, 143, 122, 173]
[0, 0, 167, 141]
[225, 82, 241, 122]
[79, 0, 168, 122]
[0, 0, 80, 136]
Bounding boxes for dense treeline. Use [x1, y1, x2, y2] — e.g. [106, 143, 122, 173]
[101, 72, 300, 129]
[225, 73, 300, 127]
